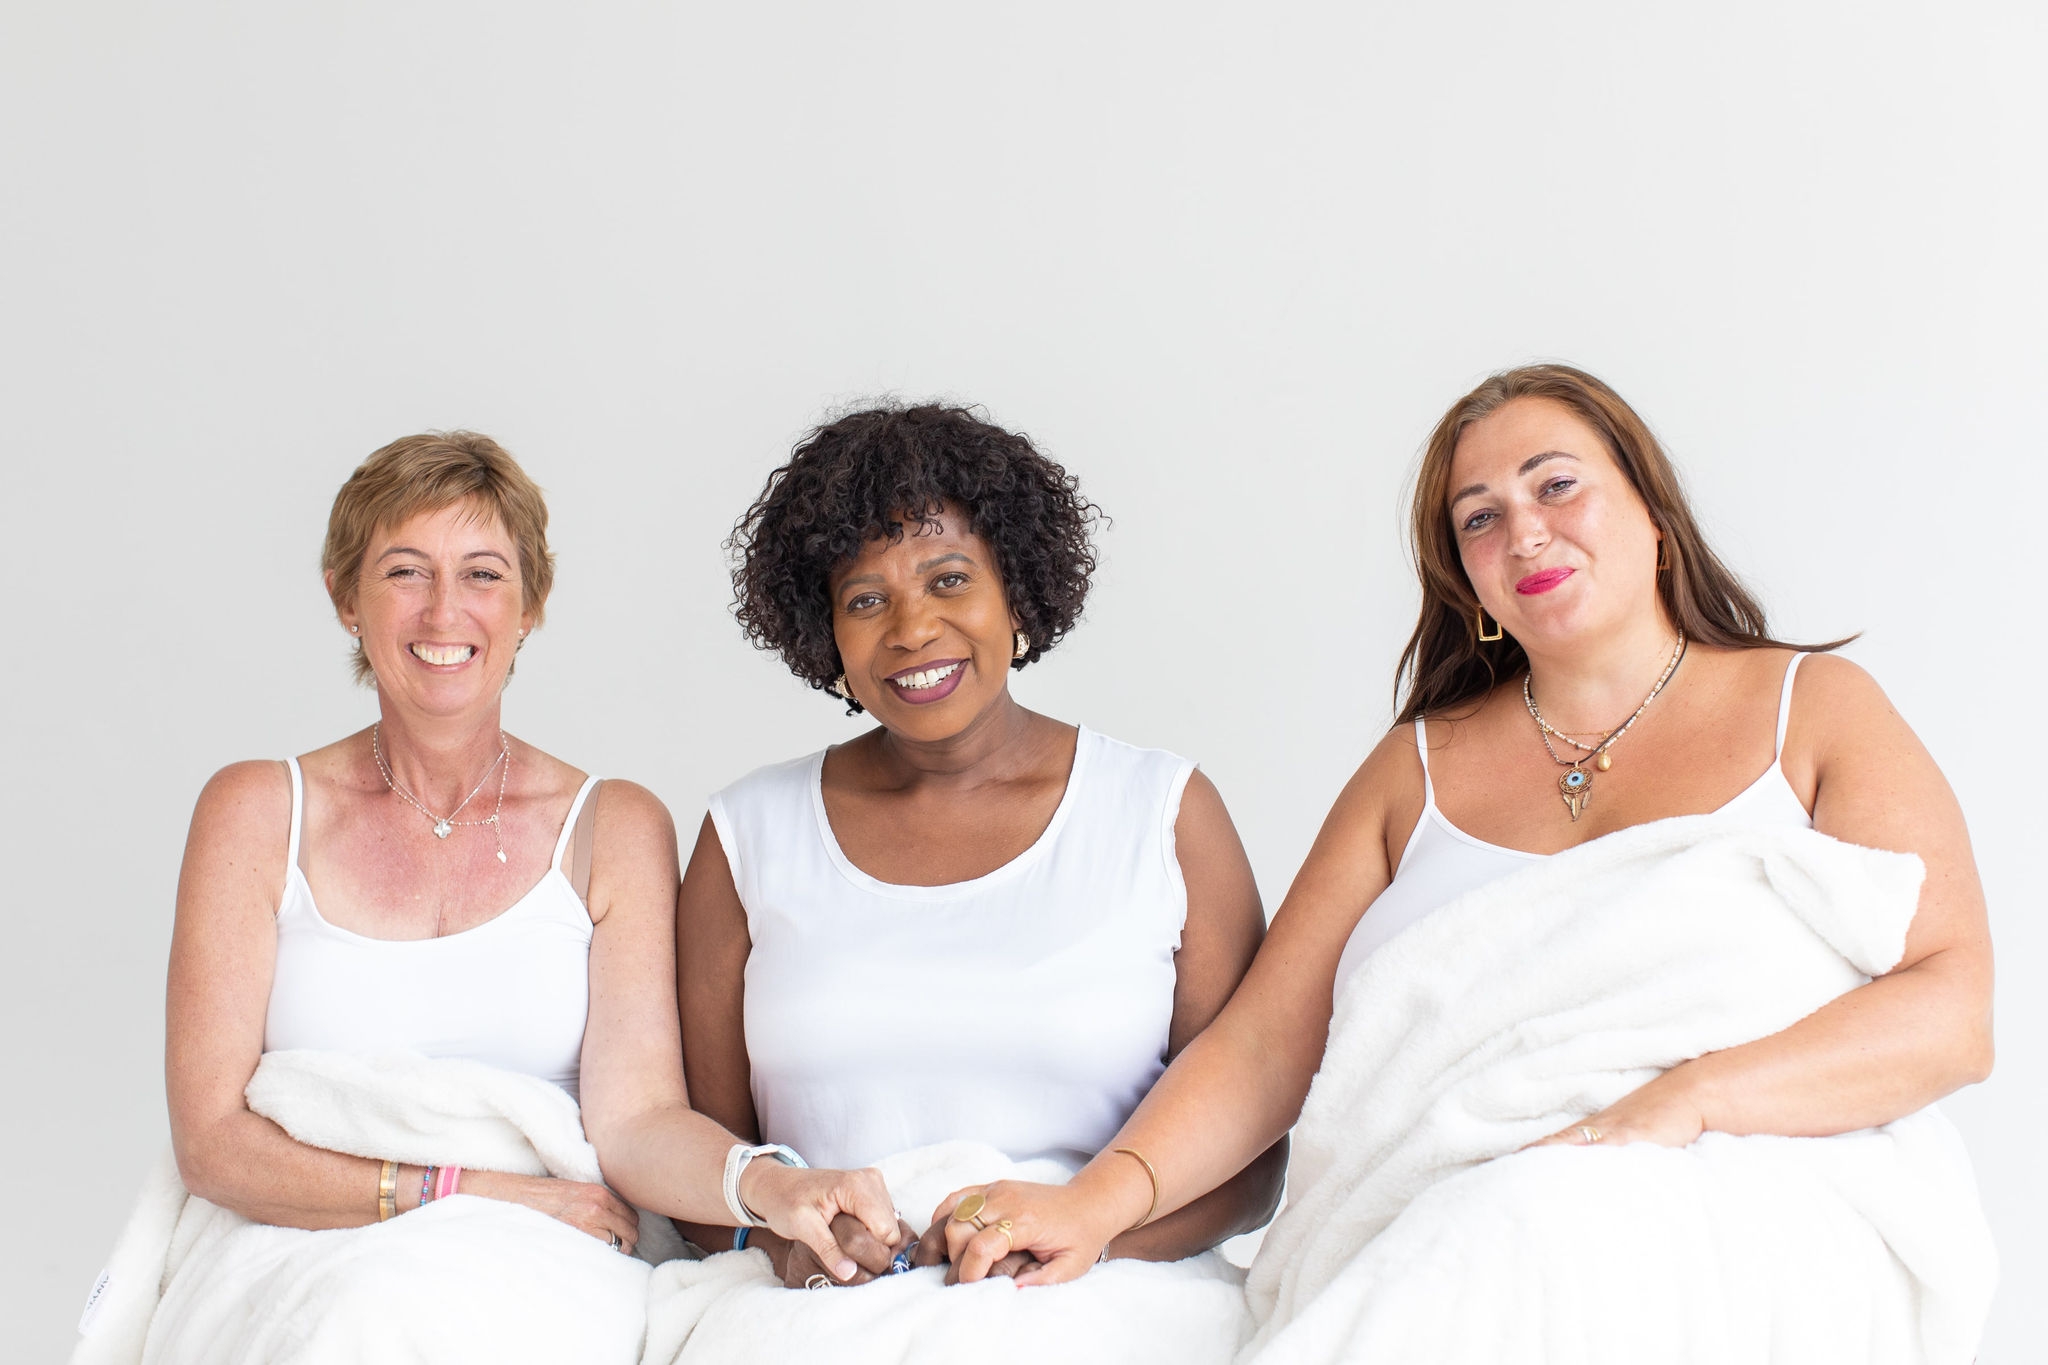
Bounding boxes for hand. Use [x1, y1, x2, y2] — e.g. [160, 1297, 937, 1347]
[740, 1161, 900, 1283]
[931, 1177, 1132, 1287]
[467, 1170, 639, 1254]
[1525, 1070, 1708, 1151]
[779, 1214, 918, 1288]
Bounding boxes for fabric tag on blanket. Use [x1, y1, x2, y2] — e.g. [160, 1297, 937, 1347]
[78, 1268, 113, 1336]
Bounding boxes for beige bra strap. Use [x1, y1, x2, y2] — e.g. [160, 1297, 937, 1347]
[567, 781, 601, 904]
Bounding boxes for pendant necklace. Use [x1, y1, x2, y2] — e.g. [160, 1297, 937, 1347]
[1523, 633, 1687, 821]
[371, 723, 512, 862]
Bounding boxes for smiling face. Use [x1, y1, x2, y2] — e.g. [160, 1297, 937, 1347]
[1447, 396, 1667, 651]
[331, 499, 533, 721]
[828, 505, 1021, 742]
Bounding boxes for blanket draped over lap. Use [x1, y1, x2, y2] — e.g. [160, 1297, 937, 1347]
[73, 1050, 686, 1365]
[1240, 818, 1997, 1365]
[643, 1140, 1252, 1365]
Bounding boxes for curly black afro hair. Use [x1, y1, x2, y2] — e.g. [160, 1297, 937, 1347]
[729, 403, 1104, 711]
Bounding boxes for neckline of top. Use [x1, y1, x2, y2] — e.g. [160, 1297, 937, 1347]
[809, 725, 1095, 901]
[283, 863, 587, 945]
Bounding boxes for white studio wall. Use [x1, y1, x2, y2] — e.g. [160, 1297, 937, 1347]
[3, 3, 2042, 1360]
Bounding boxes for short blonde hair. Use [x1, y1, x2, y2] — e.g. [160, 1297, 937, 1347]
[323, 431, 555, 684]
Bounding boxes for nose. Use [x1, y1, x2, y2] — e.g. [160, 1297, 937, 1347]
[881, 594, 942, 654]
[1502, 502, 1550, 559]
[422, 574, 463, 628]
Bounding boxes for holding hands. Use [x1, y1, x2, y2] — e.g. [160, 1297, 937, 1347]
[737, 1160, 904, 1284]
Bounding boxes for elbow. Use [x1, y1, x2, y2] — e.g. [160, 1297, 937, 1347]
[172, 1131, 230, 1207]
[1243, 1136, 1290, 1234]
[1961, 1022, 1995, 1088]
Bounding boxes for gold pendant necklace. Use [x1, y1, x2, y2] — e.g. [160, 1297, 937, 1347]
[1524, 633, 1687, 822]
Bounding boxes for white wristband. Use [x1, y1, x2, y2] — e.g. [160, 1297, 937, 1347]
[722, 1143, 807, 1228]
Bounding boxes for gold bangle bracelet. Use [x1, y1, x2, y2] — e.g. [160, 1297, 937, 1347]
[1112, 1147, 1160, 1231]
[377, 1160, 399, 1222]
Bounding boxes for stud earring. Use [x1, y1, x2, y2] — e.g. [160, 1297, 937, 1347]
[1476, 608, 1503, 643]
[1012, 631, 1030, 660]
[831, 673, 851, 699]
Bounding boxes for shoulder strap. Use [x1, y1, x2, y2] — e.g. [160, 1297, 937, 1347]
[1774, 654, 1808, 759]
[1412, 716, 1437, 809]
[553, 776, 604, 872]
[284, 756, 305, 872]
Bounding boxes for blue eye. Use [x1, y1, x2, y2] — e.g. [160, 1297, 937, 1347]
[1541, 476, 1577, 497]
[1460, 510, 1496, 533]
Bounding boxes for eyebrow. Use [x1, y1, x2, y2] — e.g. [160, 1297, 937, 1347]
[1448, 451, 1581, 507]
[374, 546, 512, 565]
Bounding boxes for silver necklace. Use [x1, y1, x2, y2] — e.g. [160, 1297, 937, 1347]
[371, 723, 511, 863]
[1522, 633, 1686, 822]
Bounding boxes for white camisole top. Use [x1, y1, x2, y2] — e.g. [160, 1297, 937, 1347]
[712, 727, 1195, 1171]
[1333, 654, 1815, 995]
[264, 759, 600, 1098]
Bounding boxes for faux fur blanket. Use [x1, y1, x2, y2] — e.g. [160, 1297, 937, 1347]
[644, 1140, 1252, 1365]
[1240, 818, 1997, 1365]
[74, 1050, 685, 1365]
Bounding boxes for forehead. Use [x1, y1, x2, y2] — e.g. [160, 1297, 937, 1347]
[830, 505, 991, 582]
[374, 497, 513, 549]
[1449, 397, 1610, 484]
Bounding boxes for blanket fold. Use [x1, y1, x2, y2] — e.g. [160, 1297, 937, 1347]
[74, 1050, 683, 1365]
[1239, 818, 1996, 1365]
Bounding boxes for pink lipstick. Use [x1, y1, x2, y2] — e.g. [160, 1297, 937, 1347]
[883, 658, 969, 705]
[1515, 567, 1575, 596]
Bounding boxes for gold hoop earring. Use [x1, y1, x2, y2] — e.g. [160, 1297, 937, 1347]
[1476, 608, 1503, 643]
[1656, 539, 1669, 572]
[1012, 631, 1030, 661]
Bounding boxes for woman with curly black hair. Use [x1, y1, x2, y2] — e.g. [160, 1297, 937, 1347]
[672, 403, 1287, 1289]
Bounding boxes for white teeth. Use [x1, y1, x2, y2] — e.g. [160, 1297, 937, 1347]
[891, 662, 960, 691]
[409, 644, 475, 666]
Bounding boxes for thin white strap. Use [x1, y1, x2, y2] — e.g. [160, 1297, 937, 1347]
[284, 757, 305, 872]
[1773, 653, 1808, 760]
[1412, 716, 1437, 808]
[552, 775, 604, 870]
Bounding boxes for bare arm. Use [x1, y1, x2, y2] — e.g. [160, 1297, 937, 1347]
[1097, 770, 1285, 1263]
[1541, 655, 1995, 1147]
[948, 732, 1418, 1283]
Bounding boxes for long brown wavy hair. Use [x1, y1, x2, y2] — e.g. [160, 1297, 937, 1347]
[1395, 364, 1848, 724]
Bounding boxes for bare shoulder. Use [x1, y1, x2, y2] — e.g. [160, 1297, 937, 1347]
[592, 778, 679, 842]
[1786, 652, 1912, 757]
[190, 759, 292, 840]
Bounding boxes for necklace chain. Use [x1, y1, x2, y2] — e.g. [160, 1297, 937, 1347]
[1522, 633, 1687, 820]
[371, 723, 512, 863]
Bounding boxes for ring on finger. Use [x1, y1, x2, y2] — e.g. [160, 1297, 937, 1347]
[805, 1273, 833, 1290]
[992, 1218, 1014, 1256]
[951, 1192, 987, 1226]
[608, 1231, 622, 1252]
[1578, 1126, 1603, 1145]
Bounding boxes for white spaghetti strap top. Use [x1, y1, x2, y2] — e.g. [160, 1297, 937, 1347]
[1332, 654, 1814, 992]
[714, 727, 1195, 1170]
[264, 761, 601, 1098]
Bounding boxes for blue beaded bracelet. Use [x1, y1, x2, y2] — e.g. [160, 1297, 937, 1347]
[420, 1165, 438, 1209]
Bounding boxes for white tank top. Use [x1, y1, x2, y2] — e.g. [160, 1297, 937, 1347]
[713, 727, 1195, 1171]
[1333, 654, 1815, 994]
[264, 759, 600, 1098]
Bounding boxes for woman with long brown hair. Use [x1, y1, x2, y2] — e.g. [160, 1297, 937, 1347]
[916, 365, 1996, 1358]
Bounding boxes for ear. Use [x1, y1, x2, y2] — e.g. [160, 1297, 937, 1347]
[324, 569, 356, 633]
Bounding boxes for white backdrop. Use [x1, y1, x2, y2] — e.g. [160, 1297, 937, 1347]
[4, 3, 2042, 1360]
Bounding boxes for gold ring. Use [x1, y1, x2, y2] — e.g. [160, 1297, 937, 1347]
[1579, 1126, 1603, 1145]
[970, 1213, 990, 1231]
[950, 1192, 987, 1226]
[993, 1218, 1015, 1256]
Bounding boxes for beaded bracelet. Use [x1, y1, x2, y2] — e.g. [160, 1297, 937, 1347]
[420, 1165, 438, 1209]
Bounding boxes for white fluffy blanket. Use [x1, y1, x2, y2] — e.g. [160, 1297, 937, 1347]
[74, 1050, 685, 1365]
[1240, 818, 1997, 1365]
[644, 1140, 1252, 1365]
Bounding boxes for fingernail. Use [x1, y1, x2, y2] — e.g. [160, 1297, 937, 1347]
[836, 1260, 857, 1280]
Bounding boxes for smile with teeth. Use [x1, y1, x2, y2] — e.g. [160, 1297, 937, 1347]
[409, 643, 476, 666]
[890, 662, 962, 691]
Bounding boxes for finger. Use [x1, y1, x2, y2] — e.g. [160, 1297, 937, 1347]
[928, 1185, 978, 1230]
[831, 1211, 899, 1275]
[953, 1225, 1016, 1284]
[1014, 1250, 1092, 1287]
[986, 1251, 1034, 1280]
[914, 1219, 949, 1268]
[841, 1168, 900, 1242]
[792, 1215, 861, 1282]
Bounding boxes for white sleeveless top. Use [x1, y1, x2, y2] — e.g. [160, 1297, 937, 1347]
[712, 727, 1195, 1171]
[1333, 654, 1815, 995]
[264, 759, 600, 1098]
